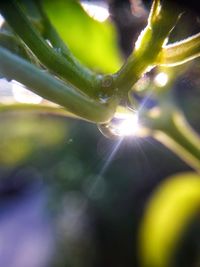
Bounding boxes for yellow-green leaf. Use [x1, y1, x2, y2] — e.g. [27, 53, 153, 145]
[139, 172, 200, 267]
[42, 0, 122, 73]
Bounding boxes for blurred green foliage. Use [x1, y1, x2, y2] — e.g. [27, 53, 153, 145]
[0, 113, 67, 166]
[42, 0, 122, 73]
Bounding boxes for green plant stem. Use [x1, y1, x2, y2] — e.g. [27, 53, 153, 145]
[0, 103, 79, 119]
[32, 0, 74, 59]
[0, 1, 100, 98]
[0, 47, 117, 123]
[145, 109, 200, 173]
[0, 31, 30, 61]
[157, 32, 200, 66]
[114, 0, 181, 97]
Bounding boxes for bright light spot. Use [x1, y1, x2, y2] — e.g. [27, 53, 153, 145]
[111, 112, 140, 137]
[81, 1, 109, 22]
[0, 14, 4, 28]
[12, 81, 43, 104]
[154, 72, 169, 87]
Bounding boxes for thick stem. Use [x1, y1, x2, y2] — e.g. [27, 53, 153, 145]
[114, 0, 181, 96]
[0, 47, 117, 123]
[0, 1, 100, 98]
[0, 32, 30, 61]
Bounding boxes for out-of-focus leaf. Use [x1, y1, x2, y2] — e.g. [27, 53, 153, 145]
[42, 0, 123, 73]
[139, 172, 200, 267]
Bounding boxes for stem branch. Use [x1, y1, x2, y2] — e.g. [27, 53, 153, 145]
[0, 103, 79, 119]
[146, 109, 200, 173]
[0, 47, 117, 123]
[0, 1, 100, 98]
[114, 0, 182, 96]
[157, 32, 200, 66]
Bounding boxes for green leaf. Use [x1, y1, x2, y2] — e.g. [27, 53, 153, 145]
[139, 172, 200, 267]
[42, 0, 122, 73]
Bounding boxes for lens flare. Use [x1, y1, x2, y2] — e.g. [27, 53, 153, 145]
[101, 110, 140, 138]
[112, 113, 139, 136]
